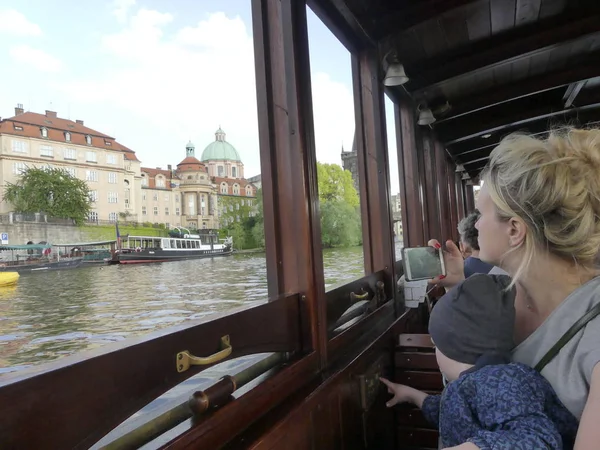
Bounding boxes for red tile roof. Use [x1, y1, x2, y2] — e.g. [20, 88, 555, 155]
[176, 156, 208, 172]
[141, 167, 174, 190]
[212, 176, 257, 197]
[0, 111, 139, 161]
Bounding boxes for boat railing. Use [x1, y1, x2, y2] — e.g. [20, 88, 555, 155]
[0, 268, 400, 449]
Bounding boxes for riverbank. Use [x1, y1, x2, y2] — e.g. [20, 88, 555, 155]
[234, 248, 264, 254]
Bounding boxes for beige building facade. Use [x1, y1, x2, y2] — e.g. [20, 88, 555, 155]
[0, 106, 256, 229]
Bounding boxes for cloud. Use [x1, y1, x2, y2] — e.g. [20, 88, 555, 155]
[54, 7, 356, 179]
[9, 45, 62, 72]
[0, 9, 42, 36]
[112, 0, 136, 24]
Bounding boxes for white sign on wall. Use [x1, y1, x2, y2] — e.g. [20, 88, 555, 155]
[1, 233, 8, 245]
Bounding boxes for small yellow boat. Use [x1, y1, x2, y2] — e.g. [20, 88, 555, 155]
[0, 272, 19, 287]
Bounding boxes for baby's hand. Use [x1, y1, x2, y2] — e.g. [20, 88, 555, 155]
[379, 378, 415, 407]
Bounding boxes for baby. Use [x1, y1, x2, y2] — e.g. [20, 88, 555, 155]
[381, 274, 578, 450]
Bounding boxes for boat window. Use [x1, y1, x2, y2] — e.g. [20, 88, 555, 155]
[170, 239, 176, 248]
[177, 240, 182, 249]
[162, 239, 169, 249]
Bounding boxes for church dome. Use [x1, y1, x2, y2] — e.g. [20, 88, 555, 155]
[200, 127, 241, 162]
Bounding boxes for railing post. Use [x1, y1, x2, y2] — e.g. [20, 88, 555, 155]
[352, 49, 396, 300]
[434, 139, 453, 242]
[465, 182, 475, 212]
[253, 0, 327, 364]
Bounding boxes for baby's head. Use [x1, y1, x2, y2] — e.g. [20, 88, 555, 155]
[429, 274, 516, 382]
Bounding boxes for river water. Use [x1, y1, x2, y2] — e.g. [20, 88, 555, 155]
[0, 245, 402, 374]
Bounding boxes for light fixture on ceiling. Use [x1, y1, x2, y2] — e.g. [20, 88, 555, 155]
[383, 60, 409, 86]
[481, 133, 492, 139]
[461, 172, 471, 180]
[455, 164, 465, 173]
[466, 179, 474, 186]
[417, 105, 436, 126]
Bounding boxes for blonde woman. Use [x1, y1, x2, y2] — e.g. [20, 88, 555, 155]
[428, 129, 600, 450]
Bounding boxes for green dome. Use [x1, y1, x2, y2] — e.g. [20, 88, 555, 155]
[200, 127, 241, 162]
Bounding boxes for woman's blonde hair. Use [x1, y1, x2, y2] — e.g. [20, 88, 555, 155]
[481, 127, 600, 283]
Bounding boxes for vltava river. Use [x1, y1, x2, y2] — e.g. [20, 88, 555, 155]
[0, 245, 401, 373]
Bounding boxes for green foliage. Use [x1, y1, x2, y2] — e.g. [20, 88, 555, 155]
[4, 166, 91, 225]
[320, 200, 362, 248]
[80, 224, 167, 241]
[316, 162, 359, 207]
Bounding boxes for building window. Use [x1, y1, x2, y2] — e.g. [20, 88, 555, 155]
[142, 193, 146, 201]
[233, 184, 240, 195]
[40, 145, 54, 157]
[86, 151, 97, 162]
[88, 211, 98, 222]
[141, 176, 148, 187]
[236, 203, 240, 210]
[11, 140, 27, 153]
[86, 170, 98, 182]
[13, 162, 26, 175]
[218, 166, 224, 177]
[175, 195, 180, 203]
[64, 148, 76, 160]
[65, 167, 77, 178]
[106, 154, 117, 164]
[142, 206, 147, 215]
[85, 135, 92, 145]
[220, 183, 227, 194]
[104, 140, 112, 146]
[156, 177, 165, 188]
[232, 167, 237, 178]
[108, 192, 118, 204]
[109, 212, 118, 222]
[88, 190, 98, 202]
[176, 207, 180, 216]
[65, 132, 71, 142]
[41, 127, 48, 138]
[153, 193, 158, 201]
[14, 125, 23, 131]
[108, 172, 117, 184]
[153, 206, 158, 215]
[246, 186, 252, 196]
[164, 194, 169, 201]
[165, 207, 169, 215]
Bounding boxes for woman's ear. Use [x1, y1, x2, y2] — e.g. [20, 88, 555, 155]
[507, 217, 527, 248]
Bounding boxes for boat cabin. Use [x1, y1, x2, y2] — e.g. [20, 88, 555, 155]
[2, 0, 600, 448]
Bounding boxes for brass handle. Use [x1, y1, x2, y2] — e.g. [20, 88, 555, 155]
[176, 335, 232, 373]
[350, 290, 369, 301]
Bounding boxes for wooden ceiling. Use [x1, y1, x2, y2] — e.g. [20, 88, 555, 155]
[308, 0, 600, 177]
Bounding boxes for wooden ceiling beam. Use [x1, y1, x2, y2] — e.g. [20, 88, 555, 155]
[433, 55, 600, 122]
[403, 10, 600, 91]
[366, 0, 482, 41]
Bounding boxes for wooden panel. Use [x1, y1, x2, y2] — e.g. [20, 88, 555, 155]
[396, 407, 436, 429]
[434, 139, 454, 241]
[421, 131, 442, 241]
[252, 0, 327, 362]
[397, 427, 440, 449]
[465, 1, 492, 41]
[465, 183, 476, 212]
[395, 370, 444, 390]
[539, 0, 568, 18]
[456, 176, 466, 221]
[395, 351, 439, 370]
[491, 0, 516, 33]
[0, 295, 301, 450]
[353, 48, 396, 286]
[516, 0, 542, 25]
[399, 333, 435, 348]
[395, 97, 426, 247]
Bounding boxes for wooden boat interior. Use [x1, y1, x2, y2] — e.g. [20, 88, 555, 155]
[2, 0, 600, 448]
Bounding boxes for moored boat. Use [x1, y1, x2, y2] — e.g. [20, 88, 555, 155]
[55, 240, 117, 264]
[0, 243, 84, 273]
[109, 227, 233, 264]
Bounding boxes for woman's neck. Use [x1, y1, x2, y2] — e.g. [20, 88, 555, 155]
[470, 250, 480, 258]
[508, 256, 597, 317]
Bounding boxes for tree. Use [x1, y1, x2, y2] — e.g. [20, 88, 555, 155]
[320, 200, 362, 248]
[317, 162, 359, 207]
[4, 167, 91, 225]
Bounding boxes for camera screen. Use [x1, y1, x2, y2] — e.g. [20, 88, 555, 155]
[404, 247, 442, 280]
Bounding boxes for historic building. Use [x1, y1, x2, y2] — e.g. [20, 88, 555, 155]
[0, 105, 141, 222]
[0, 105, 258, 229]
[340, 135, 359, 191]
